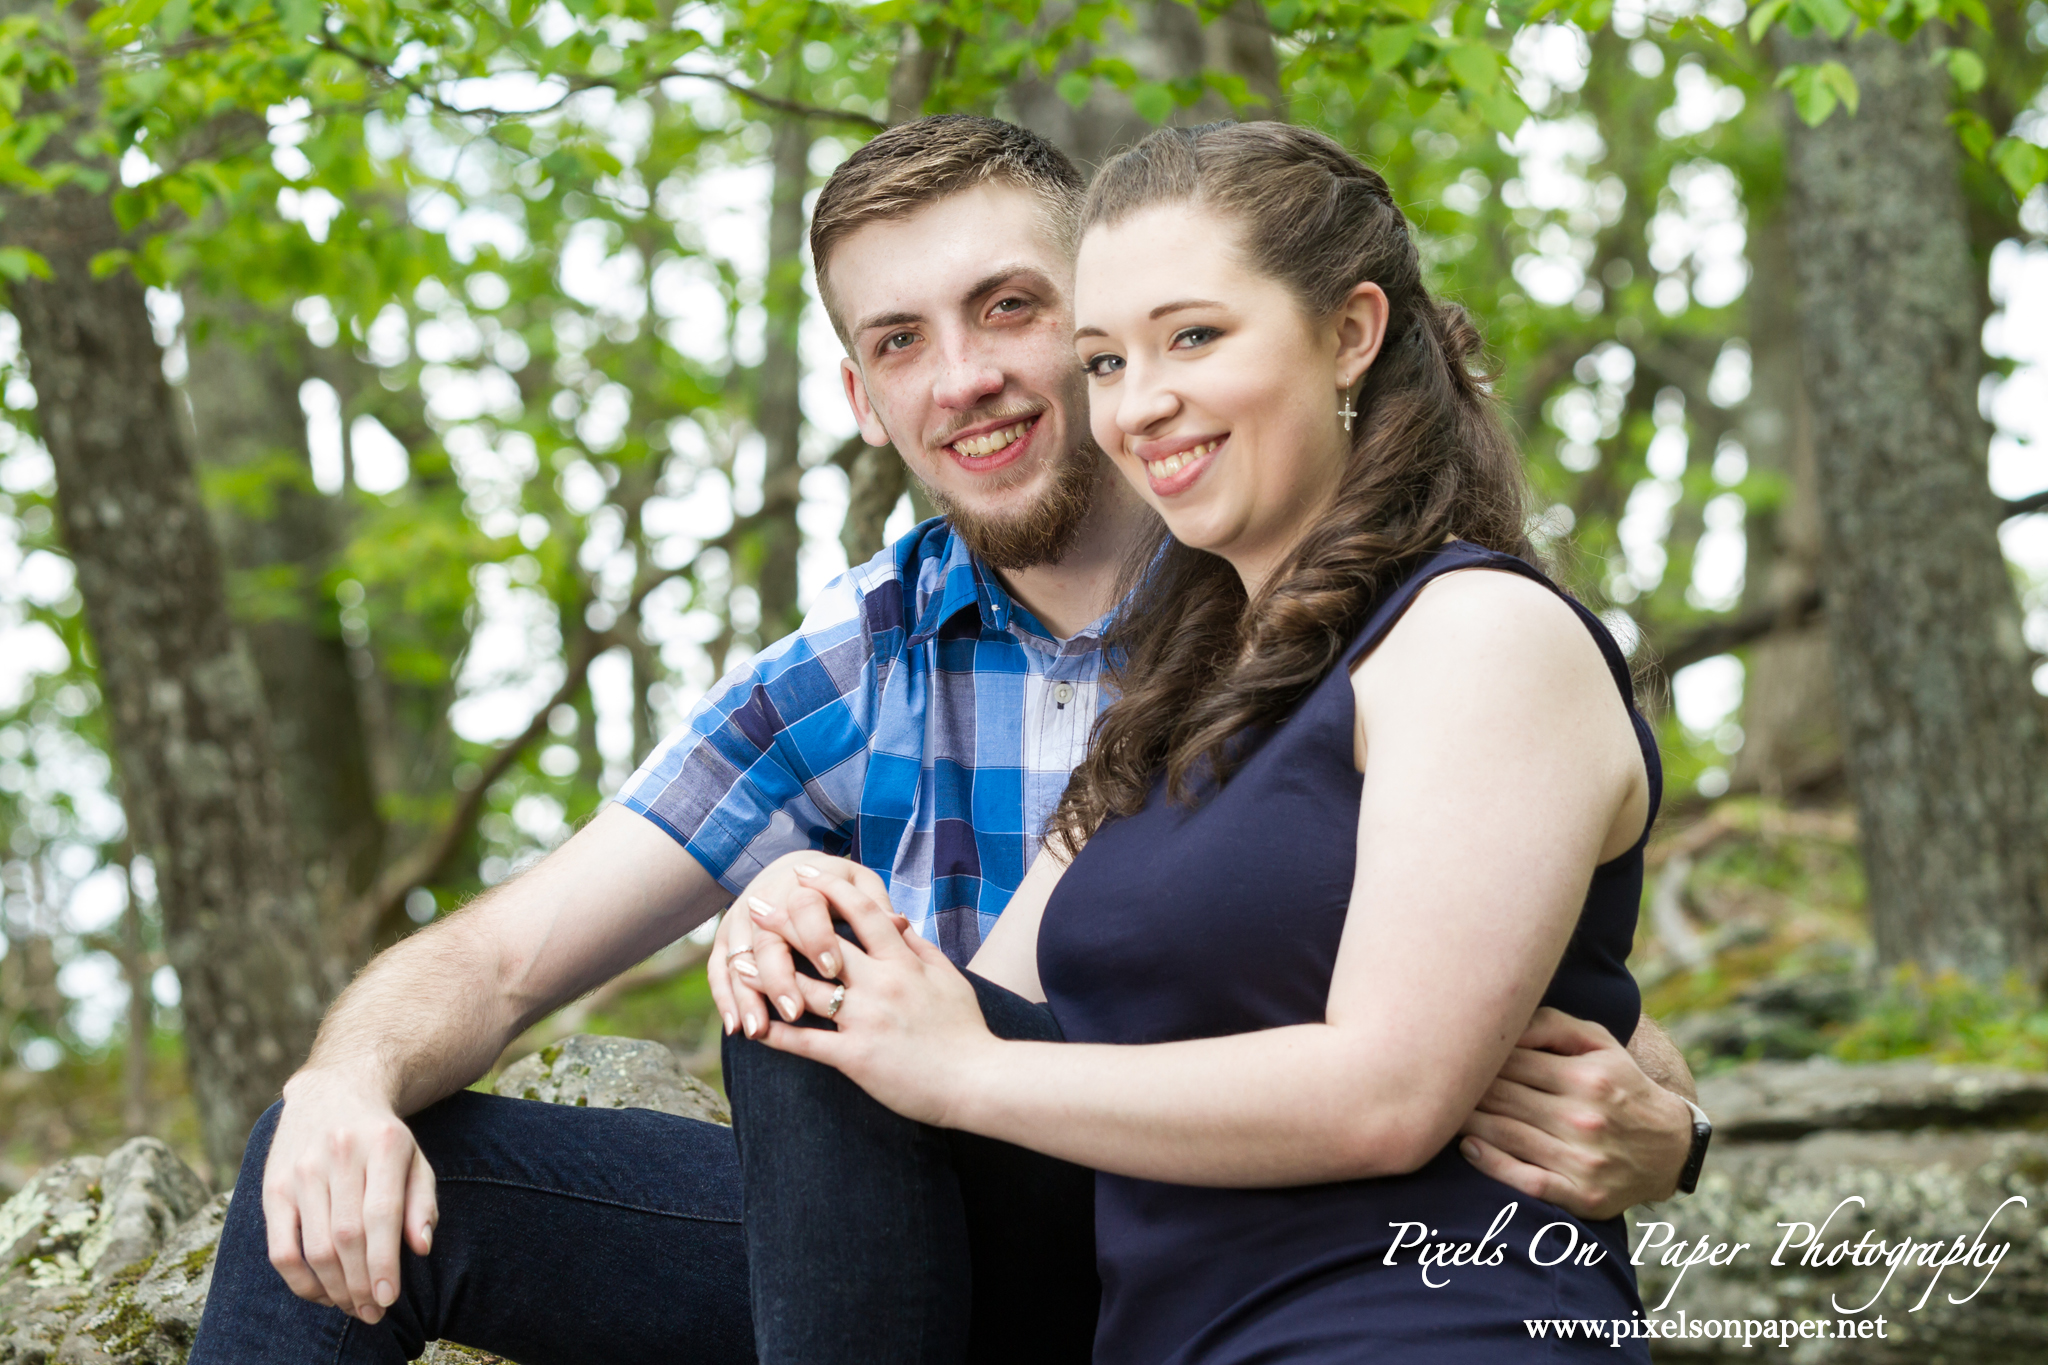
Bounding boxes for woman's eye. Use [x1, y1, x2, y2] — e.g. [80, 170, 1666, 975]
[1171, 326, 1222, 350]
[1081, 353, 1124, 378]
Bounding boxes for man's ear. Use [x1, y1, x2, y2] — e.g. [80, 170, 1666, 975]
[1333, 281, 1390, 387]
[841, 357, 893, 448]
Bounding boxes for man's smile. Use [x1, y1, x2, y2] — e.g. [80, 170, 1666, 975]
[942, 411, 1044, 473]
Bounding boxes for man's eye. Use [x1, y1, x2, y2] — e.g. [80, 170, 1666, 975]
[1082, 353, 1124, 378]
[1171, 326, 1222, 350]
[991, 297, 1028, 317]
[881, 332, 918, 353]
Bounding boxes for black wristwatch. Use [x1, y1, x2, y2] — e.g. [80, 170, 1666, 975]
[1676, 1099, 1713, 1195]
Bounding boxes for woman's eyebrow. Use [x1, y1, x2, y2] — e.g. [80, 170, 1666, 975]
[1074, 325, 1107, 340]
[1149, 298, 1224, 320]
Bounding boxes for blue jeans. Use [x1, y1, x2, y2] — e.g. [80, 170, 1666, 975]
[190, 1091, 755, 1363]
[722, 972, 1098, 1365]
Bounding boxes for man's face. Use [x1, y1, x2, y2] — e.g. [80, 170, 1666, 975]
[827, 183, 1100, 570]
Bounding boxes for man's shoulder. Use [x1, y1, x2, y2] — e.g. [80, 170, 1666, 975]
[834, 515, 971, 647]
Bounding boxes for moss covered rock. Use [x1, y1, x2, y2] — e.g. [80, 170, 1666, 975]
[0, 1034, 731, 1364]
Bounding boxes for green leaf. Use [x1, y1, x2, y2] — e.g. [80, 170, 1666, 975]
[1990, 138, 2048, 199]
[157, 0, 190, 44]
[276, 0, 321, 41]
[1776, 64, 1837, 125]
[1367, 23, 1417, 71]
[1056, 70, 1092, 108]
[1936, 47, 1984, 93]
[0, 246, 50, 280]
[1130, 80, 1173, 124]
[1748, 0, 1793, 44]
[1948, 0, 1990, 33]
[1797, 0, 1856, 40]
[88, 248, 132, 278]
[1444, 41, 1501, 96]
[1950, 109, 1995, 162]
[1818, 60, 1858, 115]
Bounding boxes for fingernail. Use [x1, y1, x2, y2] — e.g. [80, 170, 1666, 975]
[795, 864, 820, 877]
[422, 1224, 433, 1254]
[819, 951, 839, 977]
[722, 1012, 736, 1035]
[778, 995, 799, 1021]
[376, 1279, 395, 1307]
[744, 1013, 759, 1037]
[748, 896, 775, 919]
[733, 958, 760, 979]
[1460, 1139, 1479, 1161]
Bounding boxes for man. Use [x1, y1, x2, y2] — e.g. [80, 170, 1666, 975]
[192, 116, 1698, 1365]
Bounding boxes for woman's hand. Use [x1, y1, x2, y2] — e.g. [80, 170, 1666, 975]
[709, 853, 877, 1038]
[756, 875, 999, 1129]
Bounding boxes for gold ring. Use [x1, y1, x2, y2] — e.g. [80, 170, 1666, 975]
[825, 984, 847, 1018]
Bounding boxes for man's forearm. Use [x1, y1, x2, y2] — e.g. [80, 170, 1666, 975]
[292, 906, 526, 1116]
[1627, 1013, 1697, 1103]
[290, 804, 734, 1116]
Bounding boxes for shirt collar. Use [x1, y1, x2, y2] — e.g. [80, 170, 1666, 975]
[904, 520, 1115, 651]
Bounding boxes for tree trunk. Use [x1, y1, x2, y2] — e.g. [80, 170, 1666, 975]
[1731, 207, 1839, 796]
[1008, 0, 1284, 172]
[753, 110, 814, 637]
[0, 156, 335, 1172]
[182, 296, 387, 941]
[1780, 29, 2048, 983]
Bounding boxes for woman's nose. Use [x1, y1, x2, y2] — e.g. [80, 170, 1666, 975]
[1116, 365, 1180, 436]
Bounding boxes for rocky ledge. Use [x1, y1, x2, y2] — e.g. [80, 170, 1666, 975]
[1632, 1059, 2048, 1361]
[9, 1043, 2044, 1363]
[0, 1036, 726, 1365]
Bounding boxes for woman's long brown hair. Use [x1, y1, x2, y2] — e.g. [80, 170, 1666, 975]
[1046, 121, 1534, 857]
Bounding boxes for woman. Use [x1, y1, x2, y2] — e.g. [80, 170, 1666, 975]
[745, 121, 1659, 1362]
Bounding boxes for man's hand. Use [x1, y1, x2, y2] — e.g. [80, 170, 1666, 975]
[707, 854, 877, 1038]
[262, 1071, 437, 1323]
[1457, 1007, 1692, 1220]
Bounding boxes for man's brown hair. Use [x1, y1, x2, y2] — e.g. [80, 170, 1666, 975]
[810, 115, 1085, 345]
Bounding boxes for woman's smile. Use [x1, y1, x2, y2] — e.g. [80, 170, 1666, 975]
[1134, 434, 1226, 496]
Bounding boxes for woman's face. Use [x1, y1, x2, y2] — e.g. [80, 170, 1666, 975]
[1072, 202, 1385, 592]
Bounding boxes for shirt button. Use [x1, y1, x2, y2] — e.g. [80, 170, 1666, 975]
[1054, 682, 1074, 706]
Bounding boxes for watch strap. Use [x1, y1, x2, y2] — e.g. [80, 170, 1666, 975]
[1676, 1097, 1712, 1195]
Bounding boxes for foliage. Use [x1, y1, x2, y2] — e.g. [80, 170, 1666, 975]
[1831, 967, 2048, 1069]
[0, 0, 2042, 1091]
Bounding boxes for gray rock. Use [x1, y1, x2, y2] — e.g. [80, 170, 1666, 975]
[493, 1034, 730, 1126]
[0, 1035, 728, 1365]
[1631, 1128, 2048, 1362]
[1697, 1058, 2048, 1141]
[0, 1139, 213, 1365]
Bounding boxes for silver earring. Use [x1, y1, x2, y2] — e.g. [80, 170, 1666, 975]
[1339, 390, 1357, 433]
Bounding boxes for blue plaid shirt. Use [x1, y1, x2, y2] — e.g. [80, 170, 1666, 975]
[618, 519, 1112, 964]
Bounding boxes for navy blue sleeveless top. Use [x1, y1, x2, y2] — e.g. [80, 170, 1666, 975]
[1038, 543, 1660, 1364]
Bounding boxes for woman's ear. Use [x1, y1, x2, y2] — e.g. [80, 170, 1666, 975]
[1332, 281, 1390, 388]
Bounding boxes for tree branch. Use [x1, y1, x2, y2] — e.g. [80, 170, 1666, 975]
[340, 543, 727, 951]
[2005, 489, 2048, 520]
[1650, 585, 1825, 679]
[315, 38, 884, 131]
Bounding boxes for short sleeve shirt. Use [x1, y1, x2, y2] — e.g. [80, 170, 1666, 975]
[616, 518, 1112, 965]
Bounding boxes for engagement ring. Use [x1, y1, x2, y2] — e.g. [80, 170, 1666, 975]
[825, 984, 847, 1018]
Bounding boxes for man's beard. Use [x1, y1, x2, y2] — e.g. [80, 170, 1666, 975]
[920, 435, 1105, 572]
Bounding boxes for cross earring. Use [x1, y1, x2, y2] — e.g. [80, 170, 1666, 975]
[1339, 391, 1357, 433]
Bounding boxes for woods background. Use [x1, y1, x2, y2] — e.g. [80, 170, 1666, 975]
[1, 0, 2045, 1185]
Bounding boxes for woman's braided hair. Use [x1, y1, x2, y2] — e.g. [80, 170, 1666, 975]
[1046, 121, 1535, 856]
